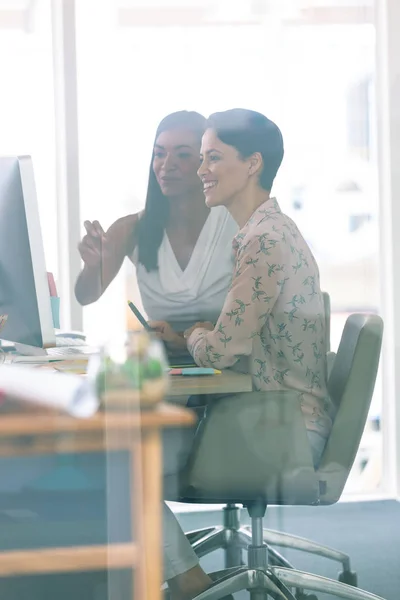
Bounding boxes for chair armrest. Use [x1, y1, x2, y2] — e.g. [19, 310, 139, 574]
[327, 351, 336, 379]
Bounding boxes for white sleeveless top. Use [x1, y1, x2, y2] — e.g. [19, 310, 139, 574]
[130, 207, 238, 332]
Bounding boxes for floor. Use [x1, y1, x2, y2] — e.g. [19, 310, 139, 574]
[0, 494, 397, 599]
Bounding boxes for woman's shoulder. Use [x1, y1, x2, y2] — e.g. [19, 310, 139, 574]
[109, 213, 139, 232]
[107, 213, 141, 238]
[107, 213, 141, 255]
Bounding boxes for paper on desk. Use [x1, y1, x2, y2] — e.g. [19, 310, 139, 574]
[35, 360, 89, 375]
[0, 364, 99, 418]
[11, 354, 89, 364]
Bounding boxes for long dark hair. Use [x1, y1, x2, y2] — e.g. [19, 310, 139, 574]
[207, 108, 284, 190]
[134, 111, 206, 272]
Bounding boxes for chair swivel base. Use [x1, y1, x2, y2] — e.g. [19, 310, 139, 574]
[185, 504, 357, 585]
[196, 565, 382, 600]
[191, 519, 384, 600]
[187, 522, 292, 571]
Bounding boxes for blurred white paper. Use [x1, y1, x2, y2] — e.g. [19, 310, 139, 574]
[0, 364, 99, 418]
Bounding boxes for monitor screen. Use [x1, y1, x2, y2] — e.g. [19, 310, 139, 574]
[0, 156, 55, 349]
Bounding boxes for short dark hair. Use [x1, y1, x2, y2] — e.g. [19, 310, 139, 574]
[206, 108, 284, 191]
[134, 111, 206, 272]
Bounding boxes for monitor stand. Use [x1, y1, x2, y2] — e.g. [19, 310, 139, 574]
[0, 339, 16, 352]
[15, 342, 49, 356]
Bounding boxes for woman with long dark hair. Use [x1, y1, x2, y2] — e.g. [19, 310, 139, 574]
[75, 111, 237, 599]
[75, 111, 237, 352]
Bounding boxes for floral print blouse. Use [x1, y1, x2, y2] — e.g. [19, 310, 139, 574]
[187, 198, 335, 439]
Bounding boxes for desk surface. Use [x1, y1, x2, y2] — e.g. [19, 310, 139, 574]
[7, 353, 252, 397]
[0, 403, 196, 457]
[0, 403, 195, 437]
[168, 369, 252, 397]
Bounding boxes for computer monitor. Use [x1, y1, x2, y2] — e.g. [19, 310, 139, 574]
[0, 156, 56, 353]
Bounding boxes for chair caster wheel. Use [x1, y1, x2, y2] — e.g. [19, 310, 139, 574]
[338, 570, 358, 587]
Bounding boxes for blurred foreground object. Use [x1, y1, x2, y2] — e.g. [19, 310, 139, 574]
[0, 364, 98, 417]
[89, 330, 169, 411]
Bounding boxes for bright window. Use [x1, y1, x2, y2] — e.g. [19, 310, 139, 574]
[0, 0, 57, 277]
[76, 0, 381, 494]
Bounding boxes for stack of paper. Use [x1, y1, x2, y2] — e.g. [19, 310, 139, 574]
[0, 364, 98, 417]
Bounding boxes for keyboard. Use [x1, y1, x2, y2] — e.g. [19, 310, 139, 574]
[47, 346, 96, 357]
[55, 336, 87, 346]
[47, 337, 98, 356]
[9, 337, 98, 364]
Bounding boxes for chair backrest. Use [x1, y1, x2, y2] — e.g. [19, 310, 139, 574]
[322, 291, 331, 353]
[174, 312, 383, 508]
[317, 313, 383, 504]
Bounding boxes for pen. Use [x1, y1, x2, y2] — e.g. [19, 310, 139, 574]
[127, 301, 153, 332]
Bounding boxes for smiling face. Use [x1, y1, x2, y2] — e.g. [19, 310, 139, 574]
[198, 128, 255, 208]
[152, 128, 202, 199]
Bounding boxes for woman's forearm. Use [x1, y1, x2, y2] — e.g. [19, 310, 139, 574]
[74, 265, 102, 306]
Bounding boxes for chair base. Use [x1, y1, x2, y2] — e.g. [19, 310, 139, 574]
[187, 523, 292, 570]
[194, 566, 298, 600]
[195, 566, 382, 600]
[192, 506, 382, 600]
[186, 505, 294, 570]
[185, 504, 357, 584]
[162, 506, 382, 600]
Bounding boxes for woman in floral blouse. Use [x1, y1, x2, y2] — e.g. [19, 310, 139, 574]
[185, 108, 335, 464]
[158, 109, 336, 600]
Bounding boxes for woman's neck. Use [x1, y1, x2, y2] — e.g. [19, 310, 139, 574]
[228, 187, 271, 228]
[167, 190, 210, 231]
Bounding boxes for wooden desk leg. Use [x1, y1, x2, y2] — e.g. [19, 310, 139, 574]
[132, 429, 162, 600]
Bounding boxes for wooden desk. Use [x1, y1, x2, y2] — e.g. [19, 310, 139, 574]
[0, 404, 196, 600]
[168, 370, 252, 397]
